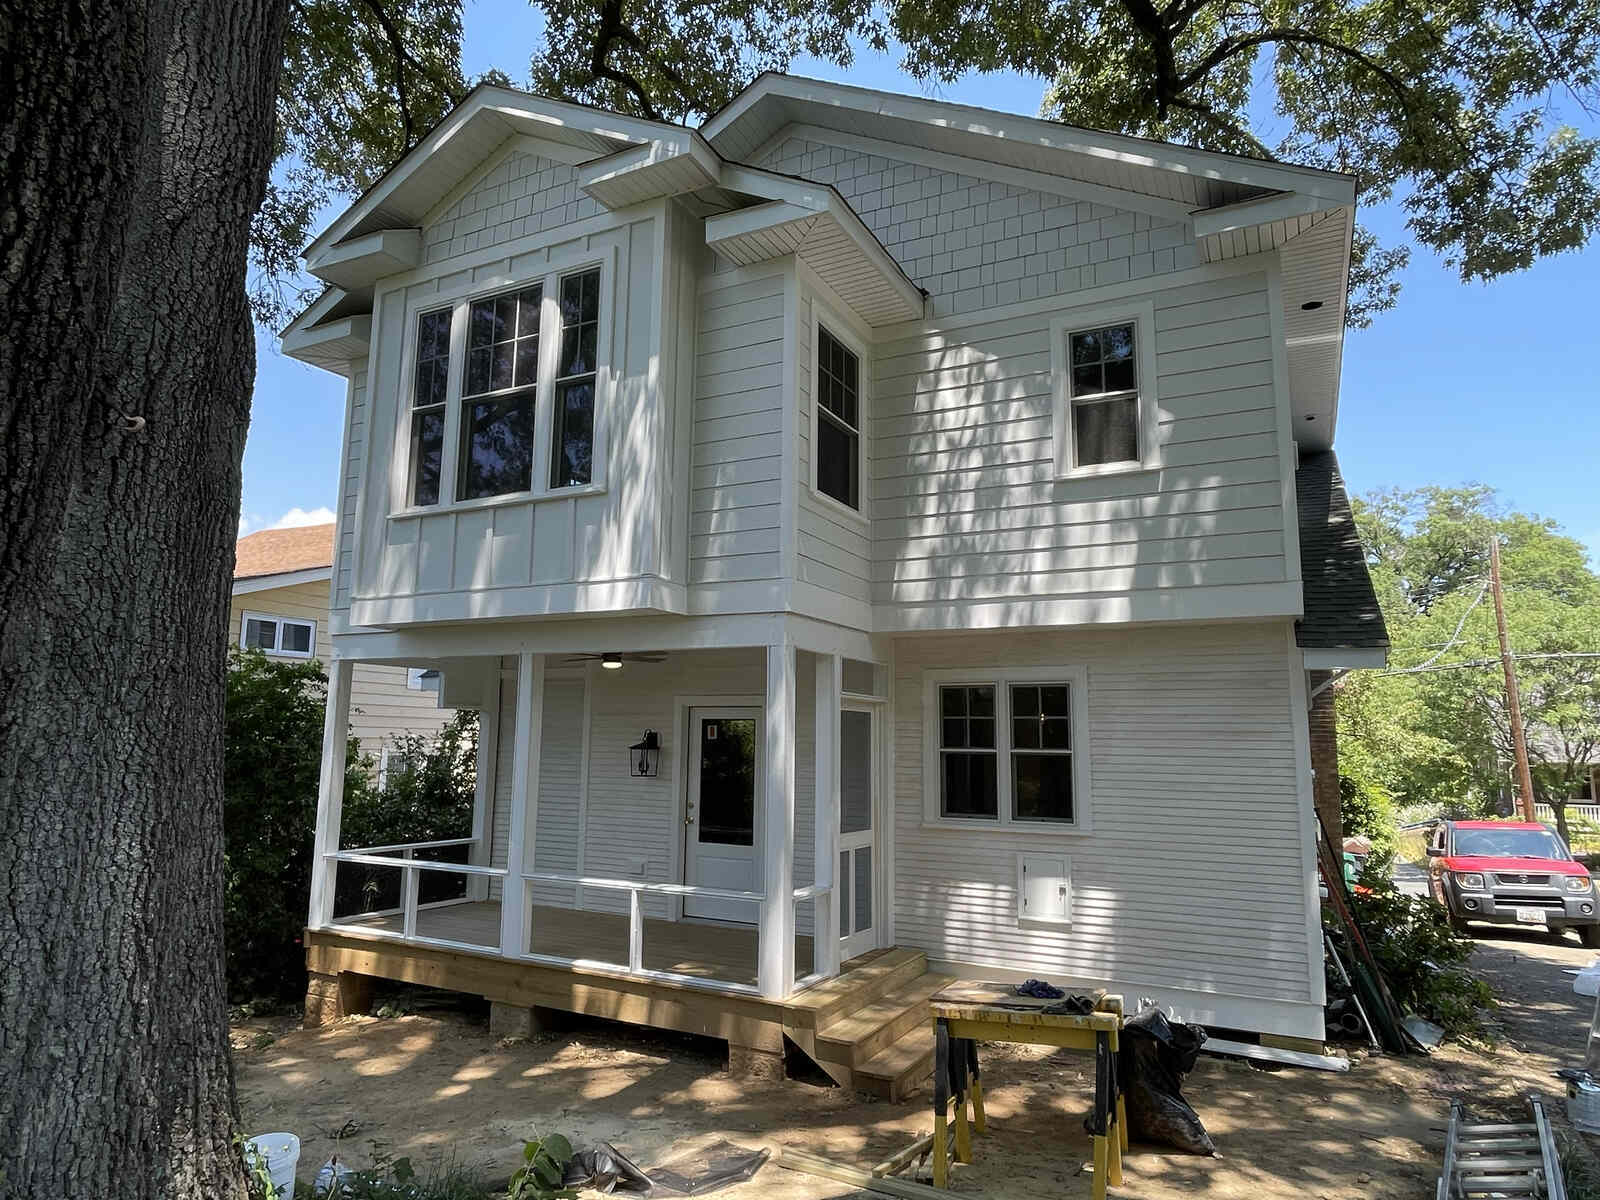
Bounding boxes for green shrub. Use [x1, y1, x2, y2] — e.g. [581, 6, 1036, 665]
[306, 1148, 492, 1200]
[223, 649, 371, 1001]
[223, 651, 478, 1002]
[1342, 853, 1494, 1039]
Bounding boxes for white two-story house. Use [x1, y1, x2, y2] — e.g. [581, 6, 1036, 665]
[283, 74, 1387, 1093]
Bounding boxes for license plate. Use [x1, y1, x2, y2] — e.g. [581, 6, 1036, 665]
[1516, 907, 1548, 924]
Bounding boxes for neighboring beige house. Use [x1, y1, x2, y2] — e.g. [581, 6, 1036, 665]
[231, 524, 458, 772]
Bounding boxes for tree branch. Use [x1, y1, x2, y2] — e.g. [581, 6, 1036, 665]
[1177, 27, 1412, 108]
[359, 0, 419, 143]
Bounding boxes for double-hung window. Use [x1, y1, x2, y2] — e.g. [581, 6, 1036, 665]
[408, 308, 453, 506]
[926, 668, 1089, 829]
[459, 286, 541, 501]
[240, 612, 316, 658]
[402, 261, 605, 509]
[815, 324, 861, 510]
[1051, 302, 1157, 476]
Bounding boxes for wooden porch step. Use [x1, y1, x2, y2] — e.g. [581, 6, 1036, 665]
[787, 948, 929, 1031]
[816, 972, 953, 1069]
[854, 1022, 937, 1102]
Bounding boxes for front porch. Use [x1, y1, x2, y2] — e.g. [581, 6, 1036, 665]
[305, 626, 937, 1088]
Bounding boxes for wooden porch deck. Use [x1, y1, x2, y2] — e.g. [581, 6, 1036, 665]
[305, 914, 948, 1099]
[334, 900, 813, 987]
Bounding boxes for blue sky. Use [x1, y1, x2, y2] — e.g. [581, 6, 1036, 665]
[243, 1, 1598, 560]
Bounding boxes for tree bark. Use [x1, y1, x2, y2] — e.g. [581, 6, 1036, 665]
[0, 1, 286, 1196]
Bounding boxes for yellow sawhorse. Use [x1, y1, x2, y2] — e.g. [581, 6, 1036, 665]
[930, 988, 1126, 1199]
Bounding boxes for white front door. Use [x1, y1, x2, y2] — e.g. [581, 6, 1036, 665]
[838, 704, 878, 961]
[684, 707, 762, 923]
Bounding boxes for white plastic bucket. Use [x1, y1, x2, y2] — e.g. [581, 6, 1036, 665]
[245, 1132, 301, 1199]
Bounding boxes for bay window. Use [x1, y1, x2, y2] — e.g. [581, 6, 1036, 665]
[400, 257, 607, 510]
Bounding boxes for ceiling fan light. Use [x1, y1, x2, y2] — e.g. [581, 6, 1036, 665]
[601, 653, 623, 670]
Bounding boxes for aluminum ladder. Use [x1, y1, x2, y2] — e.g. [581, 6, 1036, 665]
[1438, 1098, 1566, 1199]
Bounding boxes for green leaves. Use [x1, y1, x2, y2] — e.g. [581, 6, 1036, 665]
[508, 1134, 577, 1200]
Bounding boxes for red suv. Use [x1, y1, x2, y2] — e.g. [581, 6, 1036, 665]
[1427, 820, 1600, 945]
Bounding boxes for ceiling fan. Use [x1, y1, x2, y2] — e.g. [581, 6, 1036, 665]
[562, 651, 667, 670]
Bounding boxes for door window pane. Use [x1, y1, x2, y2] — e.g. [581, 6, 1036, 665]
[841, 710, 872, 835]
[854, 846, 872, 932]
[699, 718, 755, 846]
[839, 851, 850, 937]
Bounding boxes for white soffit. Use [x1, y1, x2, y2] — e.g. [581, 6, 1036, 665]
[706, 172, 925, 325]
[703, 74, 1357, 213]
[1279, 207, 1353, 451]
[578, 134, 722, 208]
[308, 228, 422, 289]
[281, 288, 373, 375]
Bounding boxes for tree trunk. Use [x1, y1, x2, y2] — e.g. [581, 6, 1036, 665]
[0, 1, 285, 1196]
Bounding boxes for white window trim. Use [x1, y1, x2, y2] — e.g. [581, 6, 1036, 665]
[920, 664, 1092, 834]
[239, 611, 317, 659]
[807, 301, 870, 528]
[390, 239, 619, 518]
[1049, 297, 1159, 478]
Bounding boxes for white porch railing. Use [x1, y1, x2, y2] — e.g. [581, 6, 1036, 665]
[1537, 803, 1600, 827]
[320, 843, 839, 998]
[325, 838, 506, 954]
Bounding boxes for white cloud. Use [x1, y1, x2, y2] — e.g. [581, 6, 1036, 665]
[269, 506, 337, 530]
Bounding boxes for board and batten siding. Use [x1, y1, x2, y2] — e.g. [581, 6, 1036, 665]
[870, 270, 1289, 624]
[227, 579, 456, 756]
[351, 137, 670, 624]
[893, 622, 1320, 1035]
[334, 367, 366, 614]
[689, 268, 788, 601]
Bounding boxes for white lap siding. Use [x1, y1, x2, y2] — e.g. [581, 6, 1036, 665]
[872, 270, 1290, 627]
[892, 622, 1320, 1037]
[486, 648, 818, 930]
[690, 270, 788, 604]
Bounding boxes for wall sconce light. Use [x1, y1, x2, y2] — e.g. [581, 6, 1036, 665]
[630, 729, 660, 777]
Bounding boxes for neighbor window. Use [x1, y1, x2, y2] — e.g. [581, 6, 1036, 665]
[408, 308, 453, 506]
[240, 612, 315, 658]
[815, 324, 860, 509]
[458, 285, 541, 501]
[1068, 323, 1139, 467]
[551, 268, 599, 488]
[928, 670, 1087, 828]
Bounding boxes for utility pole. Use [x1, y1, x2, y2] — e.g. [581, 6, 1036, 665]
[1490, 537, 1537, 821]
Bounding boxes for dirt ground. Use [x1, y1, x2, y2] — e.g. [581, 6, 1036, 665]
[235, 929, 1600, 1199]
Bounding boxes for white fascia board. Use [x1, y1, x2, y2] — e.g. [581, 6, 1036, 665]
[577, 131, 722, 201]
[1193, 190, 1346, 239]
[231, 566, 333, 595]
[280, 286, 350, 341]
[307, 228, 422, 287]
[303, 86, 679, 264]
[705, 73, 1358, 203]
[1301, 646, 1388, 670]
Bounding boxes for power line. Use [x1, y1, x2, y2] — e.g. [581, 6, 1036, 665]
[1380, 651, 1600, 678]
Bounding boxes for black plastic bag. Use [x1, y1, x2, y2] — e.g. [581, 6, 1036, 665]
[1118, 1006, 1215, 1155]
[645, 1140, 770, 1196]
[563, 1141, 654, 1195]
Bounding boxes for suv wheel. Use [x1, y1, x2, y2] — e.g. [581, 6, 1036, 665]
[1581, 925, 1600, 949]
[1450, 912, 1471, 936]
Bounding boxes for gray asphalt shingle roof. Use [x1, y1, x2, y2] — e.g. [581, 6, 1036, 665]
[1296, 450, 1390, 651]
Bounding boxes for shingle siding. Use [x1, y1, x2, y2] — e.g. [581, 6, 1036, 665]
[760, 136, 1201, 316]
[423, 150, 603, 264]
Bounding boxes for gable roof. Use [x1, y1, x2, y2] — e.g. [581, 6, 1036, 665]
[1295, 451, 1389, 658]
[234, 524, 334, 581]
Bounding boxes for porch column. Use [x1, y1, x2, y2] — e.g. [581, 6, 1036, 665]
[499, 652, 545, 957]
[759, 638, 797, 999]
[307, 657, 354, 929]
[467, 673, 501, 902]
[813, 652, 842, 978]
